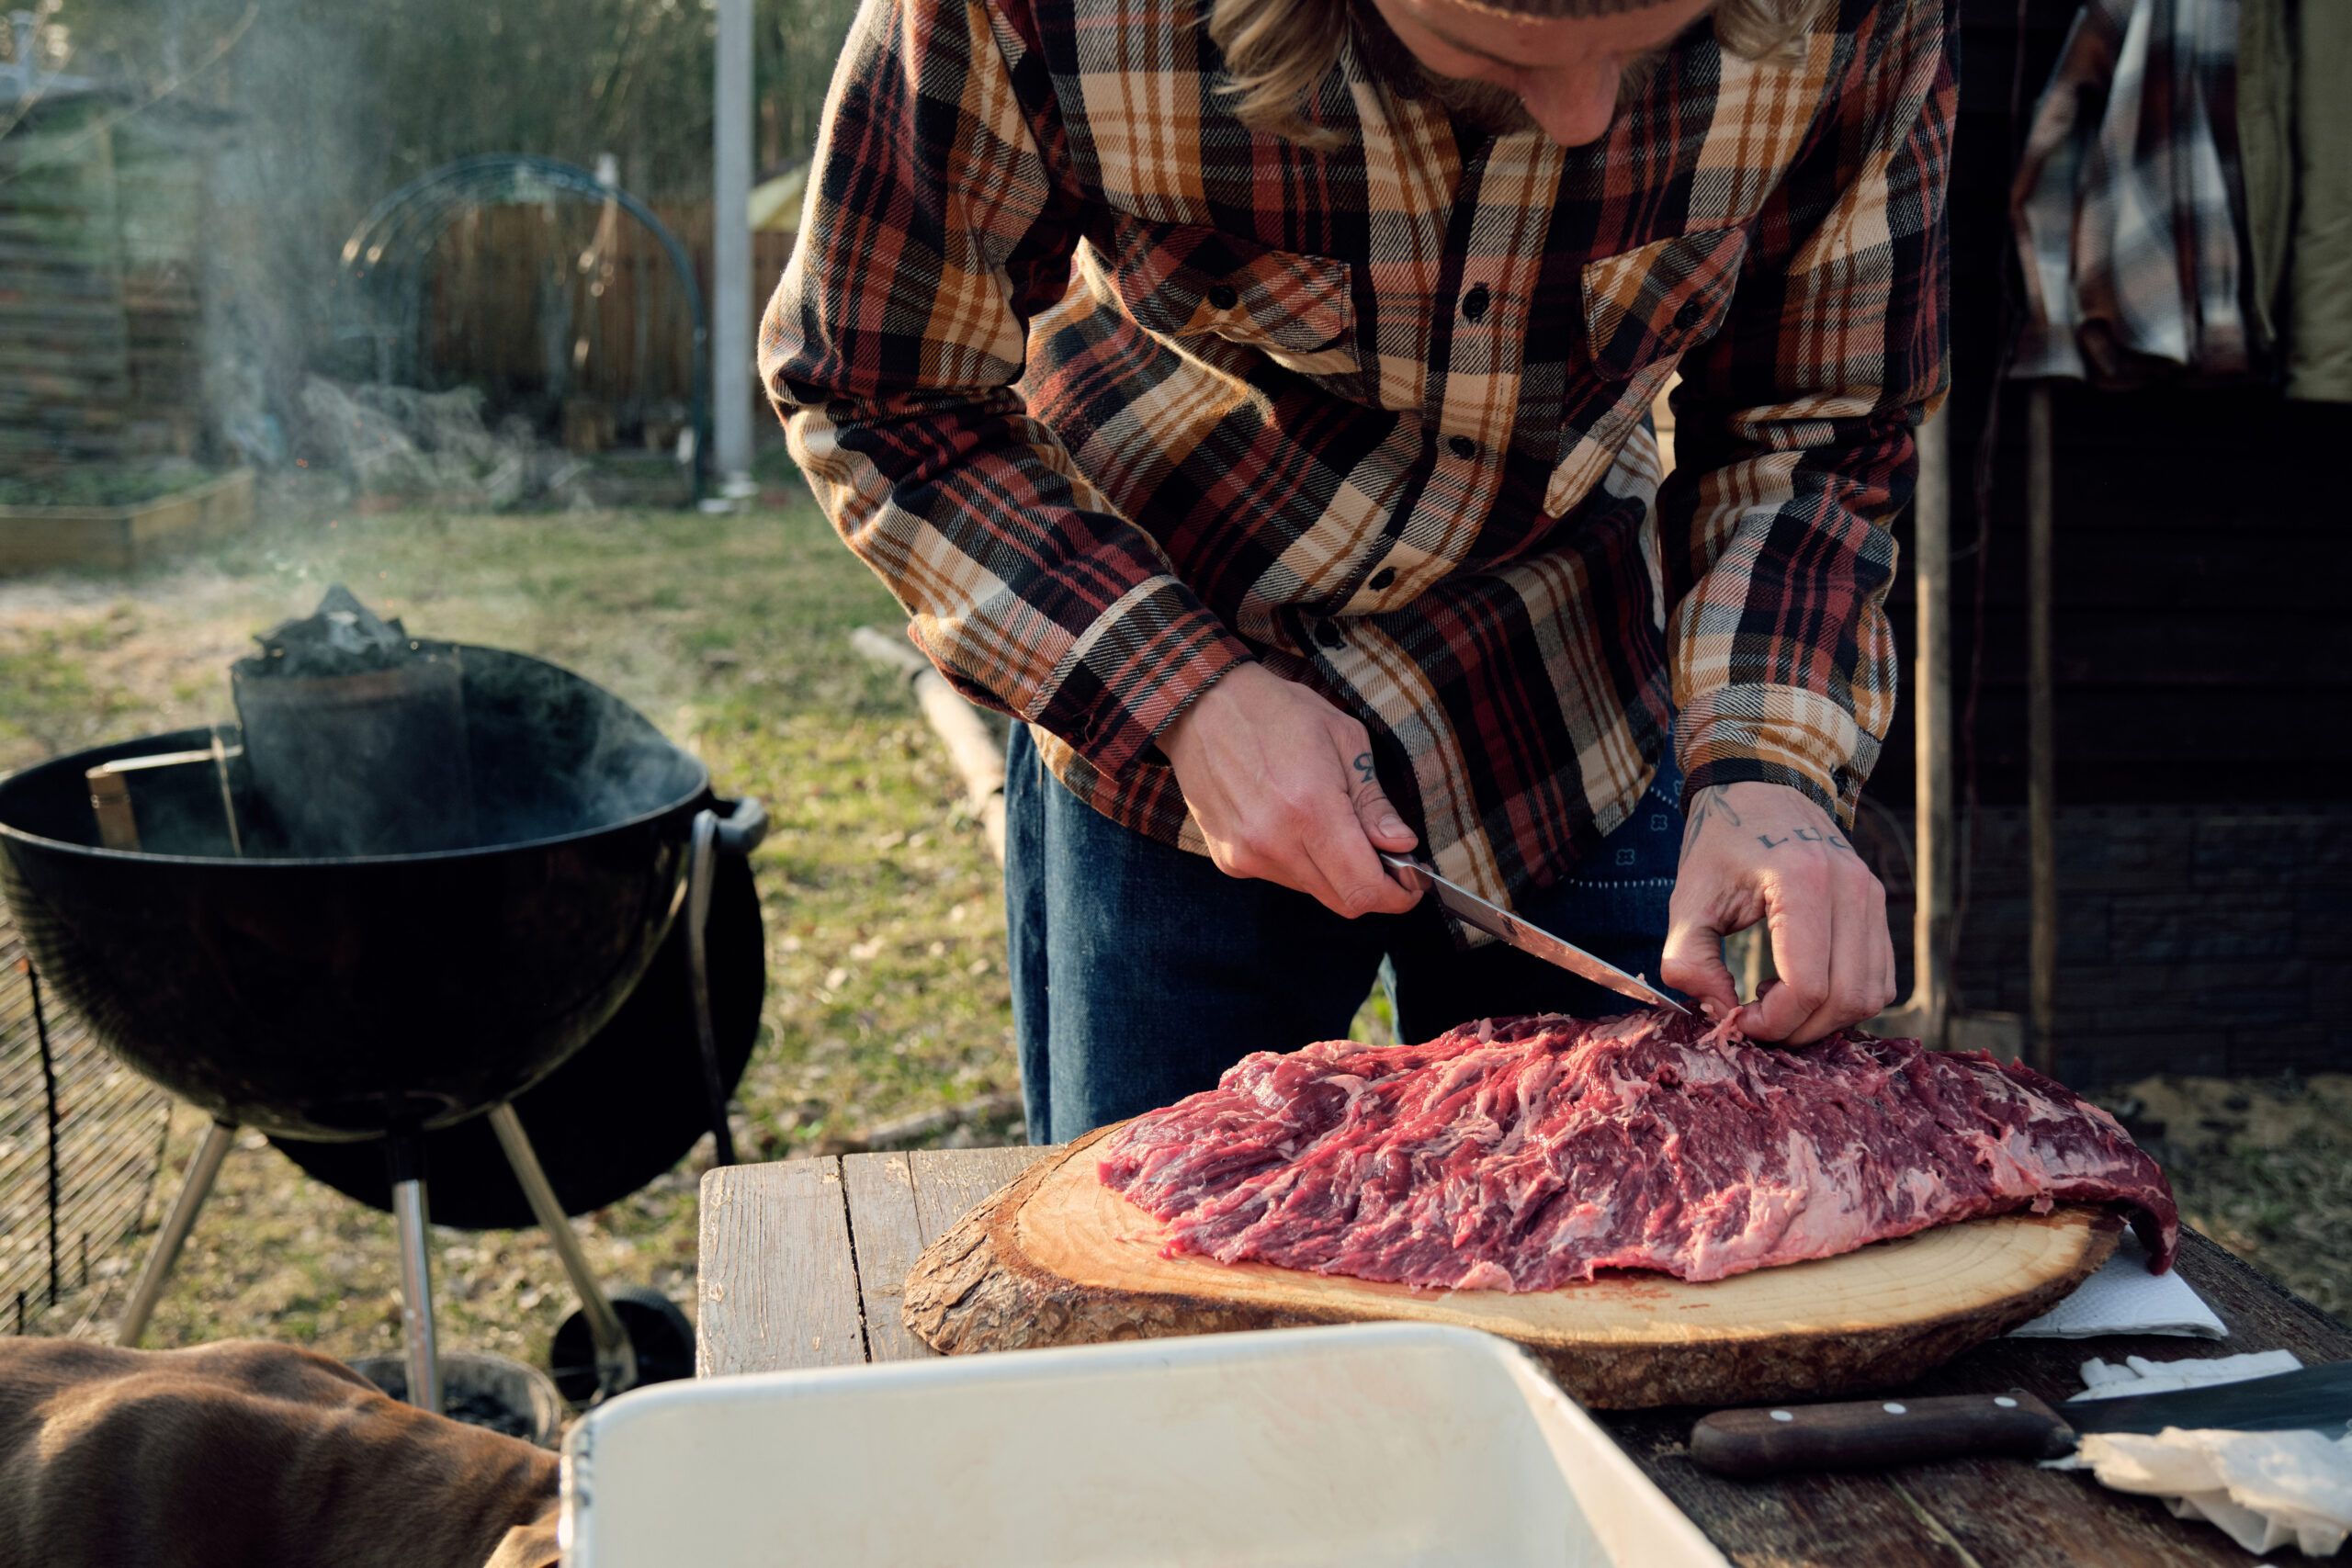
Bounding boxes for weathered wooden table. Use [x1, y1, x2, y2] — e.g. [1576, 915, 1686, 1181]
[699, 1149, 2352, 1567]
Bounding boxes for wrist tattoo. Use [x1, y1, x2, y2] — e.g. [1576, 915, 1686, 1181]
[1678, 785, 1742, 864]
[1680, 784, 1854, 861]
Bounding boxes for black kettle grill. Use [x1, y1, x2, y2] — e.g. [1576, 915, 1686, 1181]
[0, 645, 764, 1412]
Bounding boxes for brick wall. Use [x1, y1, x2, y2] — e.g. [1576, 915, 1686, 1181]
[1931, 806, 2352, 1089]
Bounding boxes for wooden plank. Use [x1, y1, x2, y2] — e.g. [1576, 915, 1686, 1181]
[1597, 1227, 2352, 1566]
[839, 1152, 932, 1364]
[831, 1145, 1051, 1370]
[909, 1145, 1048, 1247]
[1905, 1230, 2352, 1566]
[698, 1149, 2346, 1562]
[1608, 1400, 2261, 1568]
[695, 1157, 867, 1377]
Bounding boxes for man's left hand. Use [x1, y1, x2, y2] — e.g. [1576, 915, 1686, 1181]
[1660, 781, 1896, 1043]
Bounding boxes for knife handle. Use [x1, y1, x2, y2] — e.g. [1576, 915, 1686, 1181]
[1690, 1392, 2075, 1477]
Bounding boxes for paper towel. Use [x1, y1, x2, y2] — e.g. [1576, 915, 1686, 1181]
[2073, 1349, 2304, 1402]
[2007, 1230, 2228, 1338]
[2043, 1351, 2351, 1556]
[2050, 1427, 2352, 1556]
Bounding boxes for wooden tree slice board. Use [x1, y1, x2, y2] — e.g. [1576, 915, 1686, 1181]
[904, 1125, 2124, 1408]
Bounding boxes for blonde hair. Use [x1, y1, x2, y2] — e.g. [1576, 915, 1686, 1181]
[1211, 0, 1829, 144]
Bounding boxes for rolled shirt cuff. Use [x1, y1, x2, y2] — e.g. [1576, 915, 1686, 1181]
[1674, 682, 1863, 824]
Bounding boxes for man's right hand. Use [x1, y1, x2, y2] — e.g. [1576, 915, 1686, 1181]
[1160, 663, 1423, 919]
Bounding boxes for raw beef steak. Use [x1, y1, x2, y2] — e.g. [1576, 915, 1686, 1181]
[1097, 1010, 2179, 1292]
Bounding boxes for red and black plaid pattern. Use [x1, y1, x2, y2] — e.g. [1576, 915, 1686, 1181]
[764, 0, 1954, 910]
[2009, 0, 2246, 383]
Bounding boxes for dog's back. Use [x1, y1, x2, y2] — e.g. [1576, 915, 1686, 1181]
[0, 1337, 560, 1568]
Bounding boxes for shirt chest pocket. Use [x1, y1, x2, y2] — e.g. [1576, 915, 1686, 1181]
[1579, 226, 1750, 383]
[1093, 218, 1360, 380]
[1540, 226, 1751, 519]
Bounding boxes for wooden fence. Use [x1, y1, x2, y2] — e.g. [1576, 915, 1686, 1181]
[423, 202, 797, 444]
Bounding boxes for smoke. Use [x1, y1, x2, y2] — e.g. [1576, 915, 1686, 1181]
[296, 377, 608, 510]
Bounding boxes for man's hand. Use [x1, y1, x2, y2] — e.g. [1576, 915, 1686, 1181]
[1662, 782, 1896, 1043]
[1161, 663, 1423, 919]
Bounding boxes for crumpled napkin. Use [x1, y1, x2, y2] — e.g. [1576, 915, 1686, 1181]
[2043, 1350, 2352, 1556]
[2049, 1427, 2352, 1556]
[2007, 1231, 2228, 1338]
[2074, 1349, 2306, 1401]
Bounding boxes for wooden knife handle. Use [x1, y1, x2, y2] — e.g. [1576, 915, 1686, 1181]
[1690, 1392, 2075, 1477]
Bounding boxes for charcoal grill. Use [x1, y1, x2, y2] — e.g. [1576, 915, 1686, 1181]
[0, 646, 765, 1413]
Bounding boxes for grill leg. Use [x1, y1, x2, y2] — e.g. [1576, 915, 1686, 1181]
[488, 1103, 638, 1400]
[387, 1133, 441, 1415]
[114, 1118, 236, 1348]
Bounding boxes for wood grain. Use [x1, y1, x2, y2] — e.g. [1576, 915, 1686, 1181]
[907, 1145, 1042, 1253]
[901, 1127, 2121, 1408]
[1596, 1227, 2352, 1566]
[695, 1158, 867, 1376]
[840, 1153, 933, 1363]
[702, 1147, 2352, 1566]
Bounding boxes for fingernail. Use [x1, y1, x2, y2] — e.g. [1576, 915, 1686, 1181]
[1378, 815, 1404, 838]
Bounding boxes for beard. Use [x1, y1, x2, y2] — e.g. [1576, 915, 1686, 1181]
[1350, 0, 1672, 139]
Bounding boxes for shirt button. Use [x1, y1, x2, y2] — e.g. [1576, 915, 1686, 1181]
[1314, 619, 1345, 650]
[1366, 566, 1396, 592]
[1447, 434, 1477, 460]
[1461, 284, 1490, 322]
[1674, 298, 1707, 333]
[1206, 283, 1239, 310]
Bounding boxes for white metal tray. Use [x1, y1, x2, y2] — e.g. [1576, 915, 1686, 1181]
[561, 1322, 1726, 1567]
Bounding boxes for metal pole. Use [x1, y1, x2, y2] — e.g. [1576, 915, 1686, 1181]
[687, 810, 739, 1167]
[712, 0, 755, 496]
[387, 1134, 441, 1414]
[115, 1118, 235, 1347]
[1907, 403, 1953, 1049]
[2026, 383, 2058, 1078]
[488, 1104, 638, 1399]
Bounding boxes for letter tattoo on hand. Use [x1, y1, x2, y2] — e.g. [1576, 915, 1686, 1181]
[1353, 751, 1375, 784]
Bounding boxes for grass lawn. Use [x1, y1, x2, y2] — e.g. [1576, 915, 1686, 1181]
[3, 489, 2344, 1389]
[0, 489, 1021, 1368]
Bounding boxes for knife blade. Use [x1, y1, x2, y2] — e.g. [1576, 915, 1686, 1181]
[1688, 1361, 2352, 1477]
[1377, 852, 1690, 1016]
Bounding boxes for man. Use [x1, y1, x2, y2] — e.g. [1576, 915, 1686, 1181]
[766, 0, 1948, 1142]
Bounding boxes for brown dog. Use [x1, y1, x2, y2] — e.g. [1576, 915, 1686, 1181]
[0, 1337, 561, 1568]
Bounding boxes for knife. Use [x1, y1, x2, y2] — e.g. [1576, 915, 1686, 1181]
[1689, 1361, 2352, 1477]
[1377, 852, 1690, 1016]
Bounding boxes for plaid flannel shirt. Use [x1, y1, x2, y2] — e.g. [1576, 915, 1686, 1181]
[2010, 0, 2247, 385]
[764, 0, 1953, 912]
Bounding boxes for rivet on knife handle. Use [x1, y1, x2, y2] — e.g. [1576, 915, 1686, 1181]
[1690, 1393, 2075, 1477]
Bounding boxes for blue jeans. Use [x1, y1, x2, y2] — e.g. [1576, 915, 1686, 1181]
[1004, 724, 1686, 1144]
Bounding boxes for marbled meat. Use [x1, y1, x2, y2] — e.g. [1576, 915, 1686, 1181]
[1097, 1010, 2179, 1292]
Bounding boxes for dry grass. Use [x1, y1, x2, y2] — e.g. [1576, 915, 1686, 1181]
[3, 486, 2341, 1385]
[2109, 1075, 2352, 1320]
[3, 487, 1018, 1366]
